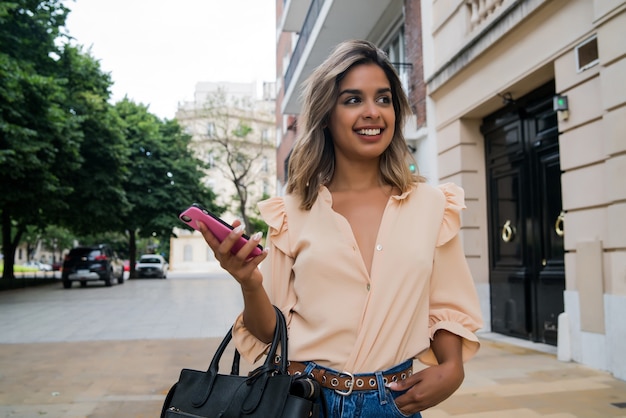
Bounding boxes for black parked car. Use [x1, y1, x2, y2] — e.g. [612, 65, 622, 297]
[61, 244, 125, 288]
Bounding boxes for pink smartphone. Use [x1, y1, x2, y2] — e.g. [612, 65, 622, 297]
[179, 204, 263, 257]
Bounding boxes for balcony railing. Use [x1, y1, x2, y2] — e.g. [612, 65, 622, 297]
[284, 0, 324, 93]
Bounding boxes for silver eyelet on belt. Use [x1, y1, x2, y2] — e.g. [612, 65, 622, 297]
[330, 378, 339, 387]
[369, 378, 376, 387]
[401, 373, 407, 380]
[356, 378, 364, 388]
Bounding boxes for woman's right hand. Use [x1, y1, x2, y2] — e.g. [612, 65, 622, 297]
[196, 219, 268, 291]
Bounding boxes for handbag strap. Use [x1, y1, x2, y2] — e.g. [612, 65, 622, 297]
[268, 307, 289, 373]
[191, 306, 288, 408]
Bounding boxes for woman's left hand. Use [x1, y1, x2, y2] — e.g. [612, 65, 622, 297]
[387, 360, 464, 413]
[388, 330, 465, 413]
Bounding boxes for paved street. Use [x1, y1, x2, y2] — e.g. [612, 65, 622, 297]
[0, 269, 243, 344]
[1, 268, 625, 417]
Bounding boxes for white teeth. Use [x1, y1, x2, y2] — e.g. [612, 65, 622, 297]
[357, 128, 381, 136]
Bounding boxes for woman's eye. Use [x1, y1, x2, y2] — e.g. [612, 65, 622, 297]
[377, 95, 392, 104]
[345, 97, 361, 105]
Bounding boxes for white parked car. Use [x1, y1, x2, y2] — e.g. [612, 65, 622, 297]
[23, 261, 53, 271]
[135, 254, 169, 279]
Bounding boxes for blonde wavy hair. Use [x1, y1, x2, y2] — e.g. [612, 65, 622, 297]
[286, 39, 422, 210]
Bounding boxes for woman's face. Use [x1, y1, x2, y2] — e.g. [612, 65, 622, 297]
[327, 63, 396, 164]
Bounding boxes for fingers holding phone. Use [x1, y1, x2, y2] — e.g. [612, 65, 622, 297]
[209, 221, 263, 261]
[179, 204, 267, 285]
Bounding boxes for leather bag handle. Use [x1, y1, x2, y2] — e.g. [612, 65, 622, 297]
[191, 306, 288, 407]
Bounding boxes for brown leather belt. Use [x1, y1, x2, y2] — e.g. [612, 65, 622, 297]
[286, 360, 413, 396]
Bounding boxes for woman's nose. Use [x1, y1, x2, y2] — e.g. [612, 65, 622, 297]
[362, 100, 381, 119]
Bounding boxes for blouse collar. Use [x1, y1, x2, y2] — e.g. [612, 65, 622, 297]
[318, 183, 415, 204]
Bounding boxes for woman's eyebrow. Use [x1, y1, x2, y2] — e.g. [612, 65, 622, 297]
[338, 87, 392, 96]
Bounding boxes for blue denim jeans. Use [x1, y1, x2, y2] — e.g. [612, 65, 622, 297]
[302, 360, 422, 418]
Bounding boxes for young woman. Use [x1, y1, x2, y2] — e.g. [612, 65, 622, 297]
[197, 39, 483, 417]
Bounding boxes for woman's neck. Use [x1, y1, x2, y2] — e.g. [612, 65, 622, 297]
[326, 166, 383, 193]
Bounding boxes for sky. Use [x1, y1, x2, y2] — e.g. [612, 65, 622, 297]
[62, 0, 276, 120]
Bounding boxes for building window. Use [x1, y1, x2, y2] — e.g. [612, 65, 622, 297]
[183, 245, 192, 261]
[207, 122, 216, 138]
[384, 28, 410, 94]
[576, 35, 599, 72]
[262, 156, 269, 172]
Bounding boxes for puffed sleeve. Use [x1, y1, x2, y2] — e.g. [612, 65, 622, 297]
[232, 197, 297, 364]
[418, 183, 484, 366]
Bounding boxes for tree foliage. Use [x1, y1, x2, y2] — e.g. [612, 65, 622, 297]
[115, 99, 221, 276]
[0, 0, 82, 279]
[56, 44, 131, 235]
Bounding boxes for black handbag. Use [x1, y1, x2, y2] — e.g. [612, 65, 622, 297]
[161, 306, 322, 417]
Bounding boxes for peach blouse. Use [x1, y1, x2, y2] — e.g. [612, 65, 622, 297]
[233, 182, 483, 373]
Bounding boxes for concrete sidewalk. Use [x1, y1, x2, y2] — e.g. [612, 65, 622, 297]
[1, 334, 625, 418]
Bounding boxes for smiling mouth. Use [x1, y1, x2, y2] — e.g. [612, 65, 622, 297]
[356, 128, 382, 136]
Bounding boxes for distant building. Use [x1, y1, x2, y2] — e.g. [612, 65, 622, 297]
[170, 81, 276, 271]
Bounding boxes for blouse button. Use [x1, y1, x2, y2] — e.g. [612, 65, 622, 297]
[376, 244, 383, 251]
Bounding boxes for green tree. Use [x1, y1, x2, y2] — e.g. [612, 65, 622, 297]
[40, 225, 75, 263]
[115, 99, 221, 277]
[56, 44, 131, 235]
[0, 0, 81, 279]
[0, 1, 128, 279]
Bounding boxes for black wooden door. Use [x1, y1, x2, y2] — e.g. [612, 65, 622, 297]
[483, 82, 565, 345]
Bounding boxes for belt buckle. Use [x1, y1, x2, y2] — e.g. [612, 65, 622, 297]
[333, 371, 354, 396]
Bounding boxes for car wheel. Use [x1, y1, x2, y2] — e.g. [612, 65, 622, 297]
[117, 271, 124, 284]
[80, 281, 87, 288]
[104, 269, 112, 287]
[62, 280, 71, 289]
